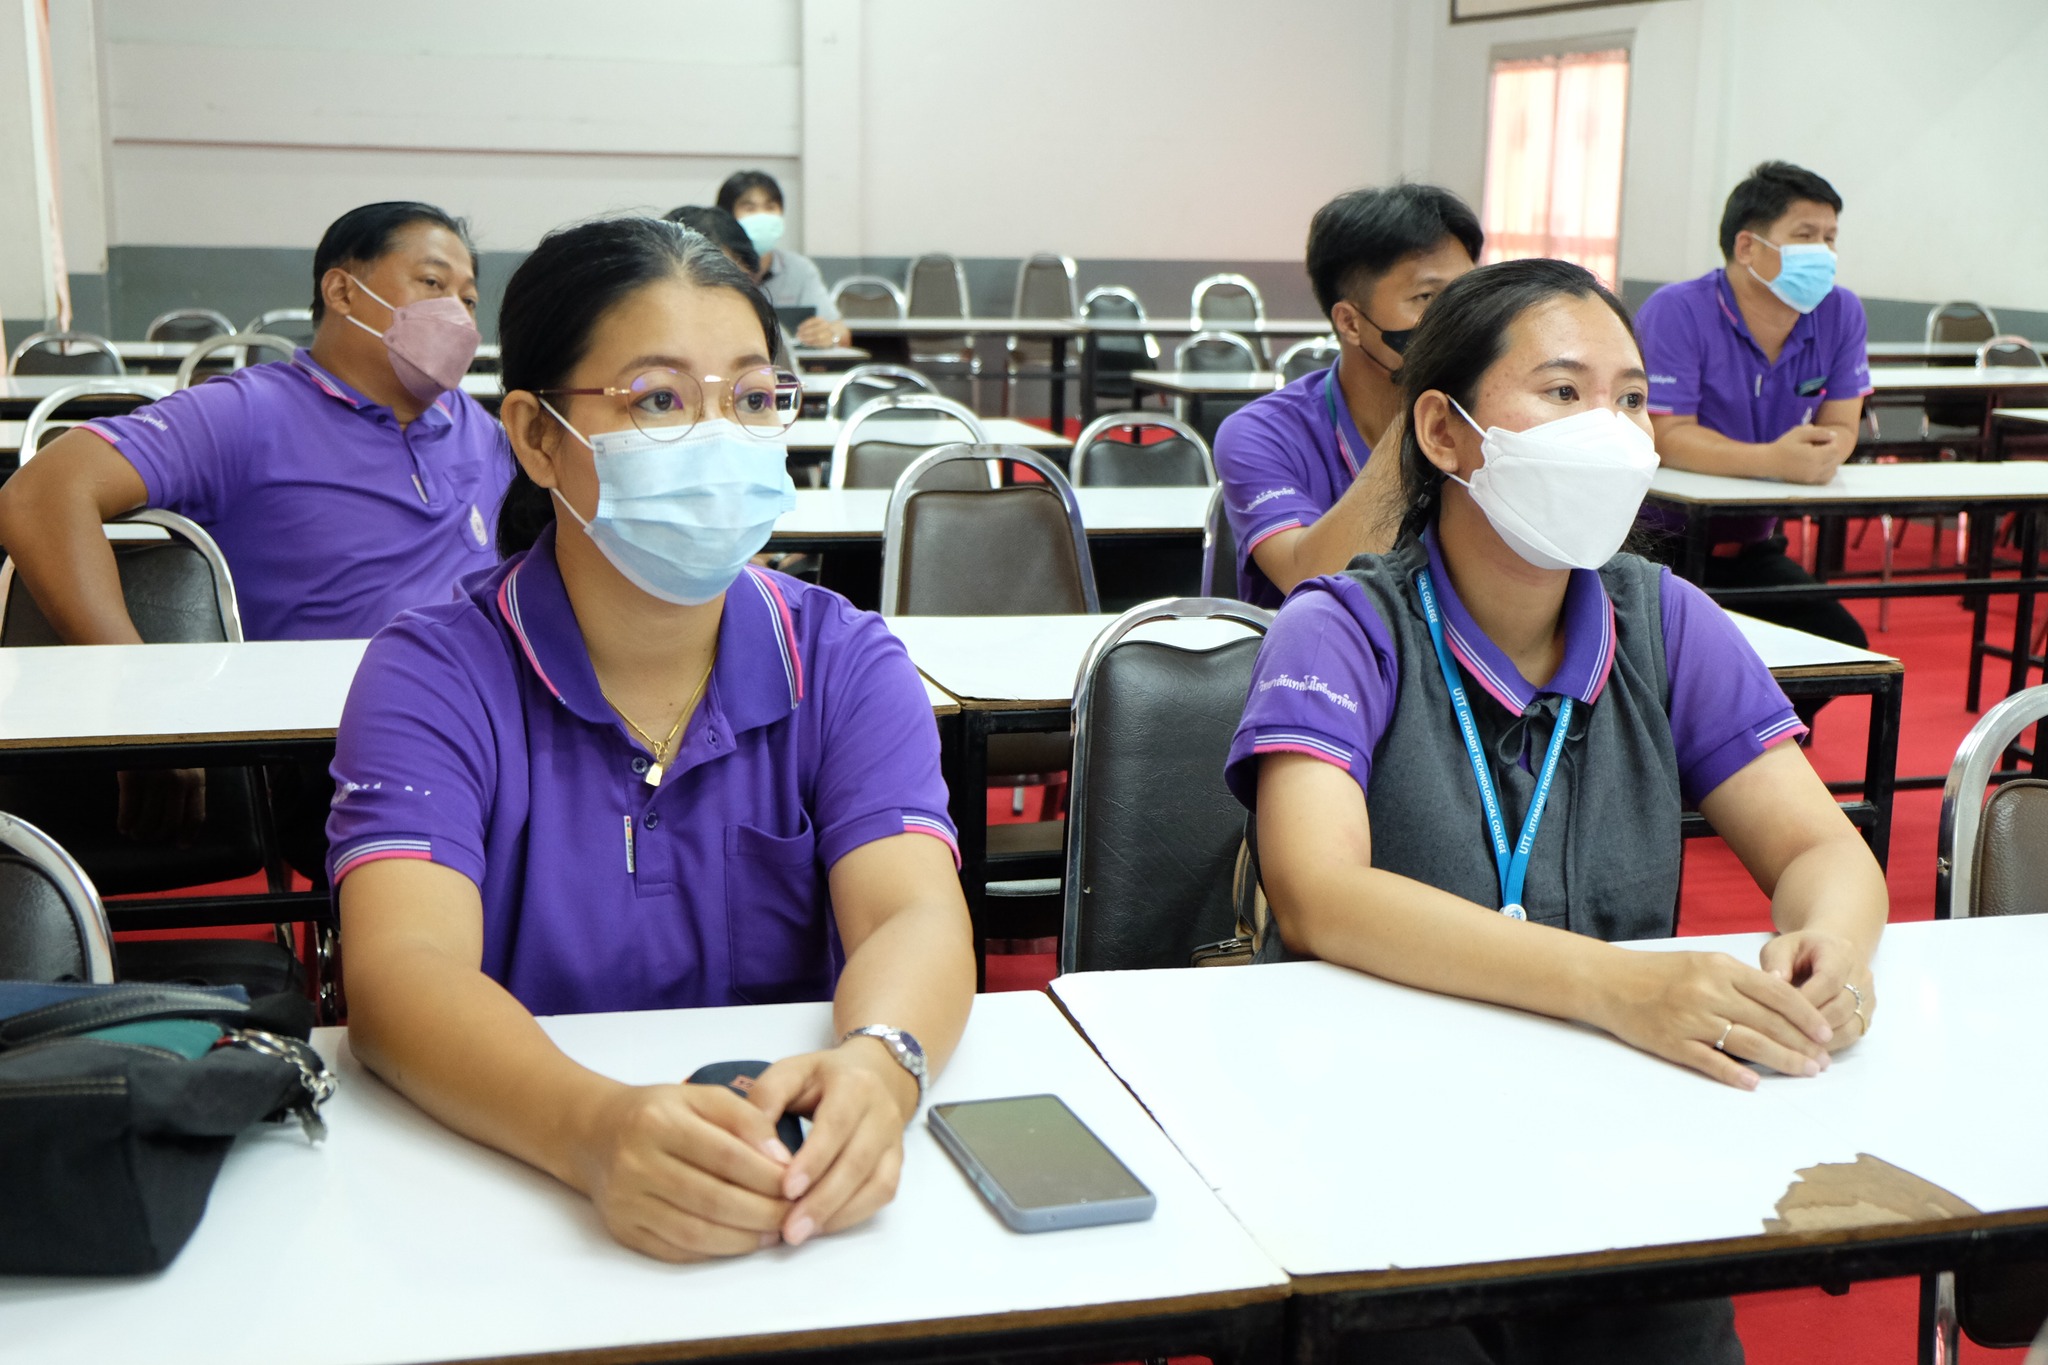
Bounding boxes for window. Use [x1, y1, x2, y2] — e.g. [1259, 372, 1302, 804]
[1480, 48, 1630, 289]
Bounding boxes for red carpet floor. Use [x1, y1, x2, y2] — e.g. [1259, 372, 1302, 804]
[986, 517, 2035, 1362]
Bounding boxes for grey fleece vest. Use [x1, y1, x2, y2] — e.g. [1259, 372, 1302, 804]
[1267, 540, 1684, 954]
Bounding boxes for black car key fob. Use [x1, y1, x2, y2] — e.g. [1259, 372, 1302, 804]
[686, 1059, 804, 1154]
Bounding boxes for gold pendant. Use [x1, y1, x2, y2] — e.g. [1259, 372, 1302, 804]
[644, 762, 662, 788]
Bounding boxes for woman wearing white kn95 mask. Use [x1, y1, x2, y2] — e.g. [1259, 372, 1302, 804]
[1227, 258, 1886, 1364]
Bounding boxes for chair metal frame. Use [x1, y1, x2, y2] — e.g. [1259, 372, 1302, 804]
[904, 252, 973, 320]
[1173, 330, 1261, 371]
[242, 307, 314, 336]
[880, 443, 1098, 617]
[18, 380, 170, 462]
[1004, 254, 1080, 414]
[144, 308, 237, 342]
[826, 362, 937, 419]
[0, 507, 244, 644]
[1936, 684, 2048, 921]
[1070, 411, 1215, 486]
[903, 252, 980, 387]
[1080, 285, 1160, 364]
[1275, 336, 1341, 381]
[1925, 300, 1999, 345]
[1189, 272, 1267, 331]
[174, 332, 301, 389]
[0, 810, 115, 983]
[1976, 334, 2043, 368]
[1059, 597, 1273, 973]
[1200, 484, 1233, 598]
[827, 274, 907, 319]
[828, 393, 990, 490]
[7, 330, 126, 377]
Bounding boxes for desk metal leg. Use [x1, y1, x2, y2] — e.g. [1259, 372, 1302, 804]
[1681, 508, 1710, 584]
[1079, 337, 1099, 424]
[1047, 334, 1068, 435]
[2006, 508, 2042, 706]
[1865, 670, 1902, 870]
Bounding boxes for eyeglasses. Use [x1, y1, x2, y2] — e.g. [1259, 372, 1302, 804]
[535, 366, 802, 442]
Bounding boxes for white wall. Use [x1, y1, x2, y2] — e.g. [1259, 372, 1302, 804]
[0, 0, 62, 324]
[31, 0, 2048, 318]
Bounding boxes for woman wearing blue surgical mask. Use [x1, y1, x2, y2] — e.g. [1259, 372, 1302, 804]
[717, 170, 852, 348]
[332, 216, 973, 1264]
[1227, 259, 1886, 1363]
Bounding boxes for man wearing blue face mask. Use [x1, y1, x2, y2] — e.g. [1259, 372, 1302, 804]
[1635, 161, 1871, 650]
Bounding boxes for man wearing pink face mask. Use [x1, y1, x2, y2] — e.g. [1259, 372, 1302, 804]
[0, 201, 511, 855]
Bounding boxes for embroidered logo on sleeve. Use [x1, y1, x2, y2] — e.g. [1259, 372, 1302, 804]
[1255, 672, 1359, 713]
[1238, 486, 1301, 514]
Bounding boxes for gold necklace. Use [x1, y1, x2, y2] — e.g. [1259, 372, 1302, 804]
[604, 643, 717, 787]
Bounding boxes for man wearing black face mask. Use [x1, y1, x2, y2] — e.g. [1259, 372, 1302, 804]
[1214, 184, 1482, 607]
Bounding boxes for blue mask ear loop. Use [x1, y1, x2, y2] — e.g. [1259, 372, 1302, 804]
[1413, 564, 1575, 921]
[535, 397, 597, 529]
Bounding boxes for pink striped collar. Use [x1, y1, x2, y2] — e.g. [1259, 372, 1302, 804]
[1421, 527, 1616, 714]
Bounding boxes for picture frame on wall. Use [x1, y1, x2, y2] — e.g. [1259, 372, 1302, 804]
[1451, 0, 1667, 20]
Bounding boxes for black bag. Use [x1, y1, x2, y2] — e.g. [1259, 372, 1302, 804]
[0, 979, 335, 1275]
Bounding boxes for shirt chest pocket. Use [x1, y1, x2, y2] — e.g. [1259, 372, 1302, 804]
[725, 815, 834, 1005]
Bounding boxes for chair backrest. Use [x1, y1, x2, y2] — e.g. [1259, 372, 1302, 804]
[1927, 301, 1999, 345]
[1175, 330, 1260, 373]
[1071, 412, 1215, 487]
[244, 308, 316, 346]
[0, 509, 242, 647]
[1081, 286, 1160, 364]
[1937, 685, 2048, 918]
[144, 308, 236, 343]
[829, 274, 907, 321]
[1013, 254, 1078, 320]
[1978, 335, 2043, 369]
[18, 381, 170, 460]
[1062, 598, 1273, 972]
[174, 332, 300, 388]
[8, 331, 124, 378]
[881, 444, 1099, 616]
[1276, 336, 1341, 382]
[1200, 484, 1240, 598]
[827, 362, 938, 419]
[905, 254, 971, 319]
[1191, 273, 1266, 330]
[0, 812, 113, 983]
[830, 393, 992, 490]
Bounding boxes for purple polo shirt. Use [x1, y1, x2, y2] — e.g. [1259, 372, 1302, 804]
[80, 352, 511, 640]
[1225, 531, 1805, 810]
[1213, 365, 1365, 608]
[1635, 270, 1873, 543]
[325, 522, 958, 1017]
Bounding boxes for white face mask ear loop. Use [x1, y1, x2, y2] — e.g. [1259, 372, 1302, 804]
[341, 272, 395, 339]
[1443, 395, 1486, 491]
[534, 397, 597, 531]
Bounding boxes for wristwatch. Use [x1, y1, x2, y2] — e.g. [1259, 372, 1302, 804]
[840, 1025, 927, 1098]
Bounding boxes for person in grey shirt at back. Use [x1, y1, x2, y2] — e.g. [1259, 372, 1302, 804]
[717, 169, 850, 347]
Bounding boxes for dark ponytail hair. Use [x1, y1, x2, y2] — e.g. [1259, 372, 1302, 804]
[1391, 258, 1639, 543]
[495, 215, 780, 557]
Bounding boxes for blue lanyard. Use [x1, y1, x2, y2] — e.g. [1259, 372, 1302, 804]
[1321, 368, 1364, 478]
[1414, 568, 1574, 921]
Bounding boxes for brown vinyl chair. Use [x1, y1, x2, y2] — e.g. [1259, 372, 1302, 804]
[881, 444, 1099, 955]
[826, 362, 937, 420]
[1927, 301, 1999, 345]
[904, 253, 979, 401]
[828, 275, 907, 321]
[8, 331, 124, 378]
[1071, 412, 1214, 487]
[1924, 685, 2048, 1358]
[1005, 253, 1078, 415]
[18, 381, 169, 460]
[1080, 286, 1159, 411]
[1276, 336, 1341, 382]
[1173, 329, 1263, 443]
[174, 332, 301, 388]
[1192, 272, 1268, 362]
[144, 309, 236, 343]
[0, 813, 114, 984]
[242, 308, 316, 347]
[828, 393, 991, 491]
[1060, 598, 1272, 973]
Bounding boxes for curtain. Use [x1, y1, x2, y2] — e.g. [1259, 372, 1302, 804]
[1480, 49, 1629, 289]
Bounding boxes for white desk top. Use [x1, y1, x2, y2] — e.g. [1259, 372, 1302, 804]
[1867, 365, 2048, 393]
[0, 991, 1285, 1365]
[1866, 341, 1995, 361]
[790, 344, 871, 364]
[1995, 406, 2048, 429]
[785, 416, 1071, 453]
[771, 485, 1212, 541]
[1130, 370, 1284, 397]
[1052, 916, 2048, 1279]
[847, 317, 1083, 337]
[1649, 460, 2048, 506]
[0, 638, 952, 750]
[1087, 318, 1332, 338]
[888, 610, 1892, 710]
[0, 375, 169, 402]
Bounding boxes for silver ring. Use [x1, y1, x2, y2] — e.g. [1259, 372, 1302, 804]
[1714, 1021, 1735, 1052]
[1844, 982, 1868, 1034]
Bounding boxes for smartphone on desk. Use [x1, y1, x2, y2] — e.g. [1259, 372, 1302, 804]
[928, 1094, 1155, 1232]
